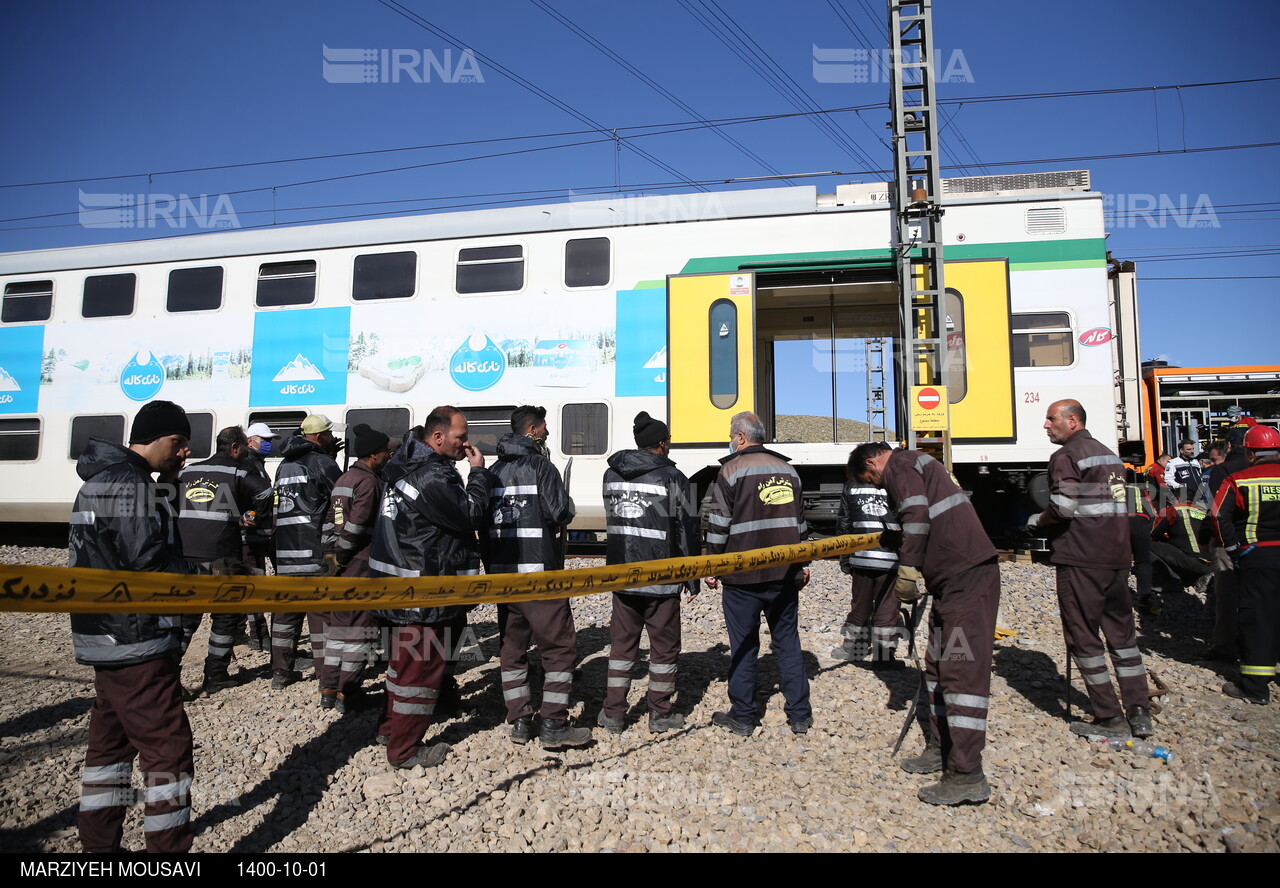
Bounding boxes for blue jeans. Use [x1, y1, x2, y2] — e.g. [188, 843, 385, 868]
[722, 580, 811, 724]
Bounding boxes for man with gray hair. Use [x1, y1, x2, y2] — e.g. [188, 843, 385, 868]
[705, 412, 812, 736]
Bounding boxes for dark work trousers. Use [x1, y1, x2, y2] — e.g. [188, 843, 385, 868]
[1129, 517, 1153, 600]
[1149, 541, 1213, 591]
[1212, 563, 1240, 657]
[80, 656, 194, 853]
[604, 593, 681, 719]
[498, 599, 578, 723]
[270, 611, 327, 676]
[924, 560, 1000, 775]
[200, 558, 244, 680]
[721, 579, 811, 725]
[320, 610, 377, 695]
[377, 623, 448, 764]
[1236, 547, 1280, 699]
[1056, 565, 1149, 720]
[242, 538, 270, 646]
[839, 569, 902, 660]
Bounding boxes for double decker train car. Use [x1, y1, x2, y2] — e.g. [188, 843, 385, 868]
[0, 169, 1143, 536]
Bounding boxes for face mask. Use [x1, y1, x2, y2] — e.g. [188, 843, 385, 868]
[258, 440, 272, 456]
[728, 438, 736, 455]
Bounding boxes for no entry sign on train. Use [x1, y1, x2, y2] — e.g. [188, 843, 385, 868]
[910, 385, 950, 430]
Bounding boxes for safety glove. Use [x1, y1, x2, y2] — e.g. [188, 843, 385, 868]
[894, 565, 924, 602]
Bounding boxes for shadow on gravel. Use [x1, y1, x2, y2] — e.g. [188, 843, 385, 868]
[0, 694, 93, 738]
[195, 716, 371, 853]
[993, 646, 1089, 719]
[0, 803, 77, 851]
[1129, 586, 1237, 680]
[335, 727, 698, 853]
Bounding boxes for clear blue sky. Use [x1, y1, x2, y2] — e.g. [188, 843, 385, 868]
[2, 0, 1277, 415]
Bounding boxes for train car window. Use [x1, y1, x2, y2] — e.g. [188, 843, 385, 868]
[1012, 312, 1074, 368]
[344, 407, 411, 449]
[353, 251, 417, 301]
[0, 418, 40, 461]
[167, 266, 224, 313]
[186, 412, 215, 459]
[564, 237, 611, 288]
[246, 410, 307, 441]
[461, 405, 518, 456]
[456, 245, 524, 294]
[82, 273, 136, 318]
[2, 280, 53, 323]
[561, 403, 608, 455]
[256, 260, 317, 307]
[943, 289, 968, 401]
[69, 414, 126, 460]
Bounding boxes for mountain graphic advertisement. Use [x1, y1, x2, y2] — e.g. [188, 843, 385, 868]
[0, 366, 21, 391]
[272, 353, 325, 382]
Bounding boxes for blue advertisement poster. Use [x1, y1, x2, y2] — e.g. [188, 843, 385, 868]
[249, 307, 350, 408]
[614, 289, 667, 397]
[0, 325, 44, 414]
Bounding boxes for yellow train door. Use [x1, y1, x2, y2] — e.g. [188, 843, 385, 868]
[666, 272, 756, 445]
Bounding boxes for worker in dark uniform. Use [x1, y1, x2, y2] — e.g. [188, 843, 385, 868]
[241, 422, 279, 649]
[486, 406, 590, 749]
[851, 441, 1000, 806]
[1124, 469, 1159, 615]
[1028, 399, 1152, 740]
[1207, 426, 1252, 661]
[70, 400, 201, 853]
[177, 425, 271, 693]
[831, 456, 904, 668]
[1150, 492, 1214, 595]
[1215, 424, 1280, 704]
[319, 423, 394, 712]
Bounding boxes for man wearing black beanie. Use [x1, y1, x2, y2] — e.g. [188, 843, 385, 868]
[69, 399, 201, 852]
[598, 412, 700, 734]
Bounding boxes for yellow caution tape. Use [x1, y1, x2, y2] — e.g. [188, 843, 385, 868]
[0, 534, 881, 615]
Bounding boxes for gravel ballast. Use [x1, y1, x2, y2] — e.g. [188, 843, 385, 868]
[1, 545, 1276, 853]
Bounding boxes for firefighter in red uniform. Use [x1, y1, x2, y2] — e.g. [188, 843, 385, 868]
[851, 442, 1001, 806]
[1028, 399, 1152, 739]
[1215, 424, 1280, 704]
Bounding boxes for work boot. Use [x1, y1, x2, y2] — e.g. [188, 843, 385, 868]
[789, 716, 814, 735]
[319, 688, 338, 710]
[1069, 715, 1132, 739]
[648, 712, 686, 733]
[539, 719, 592, 749]
[1222, 681, 1269, 705]
[391, 742, 450, 770]
[509, 716, 536, 745]
[1193, 573, 1213, 596]
[271, 670, 302, 690]
[596, 711, 627, 734]
[829, 643, 861, 662]
[918, 769, 991, 806]
[711, 711, 755, 737]
[899, 745, 944, 774]
[335, 689, 369, 715]
[201, 672, 239, 696]
[1127, 705, 1155, 738]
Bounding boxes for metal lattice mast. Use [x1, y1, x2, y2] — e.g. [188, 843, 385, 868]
[866, 338, 888, 441]
[888, 0, 946, 449]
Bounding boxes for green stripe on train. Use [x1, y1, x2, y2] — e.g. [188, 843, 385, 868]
[679, 238, 1107, 275]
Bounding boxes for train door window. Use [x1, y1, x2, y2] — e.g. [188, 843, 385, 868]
[943, 289, 967, 401]
[186, 412, 215, 459]
[3, 280, 53, 323]
[246, 410, 307, 442]
[456, 245, 524, 294]
[167, 266, 224, 313]
[564, 237, 611, 288]
[69, 414, 126, 460]
[353, 251, 417, 301]
[0, 418, 40, 461]
[344, 407, 411, 450]
[561, 403, 608, 455]
[82, 273, 136, 318]
[256, 260, 317, 307]
[1012, 312, 1074, 367]
[462, 405, 518, 456]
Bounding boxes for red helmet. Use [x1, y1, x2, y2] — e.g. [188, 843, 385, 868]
[1243, 425, 1280, 450]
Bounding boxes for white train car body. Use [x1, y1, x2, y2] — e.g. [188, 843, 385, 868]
[0, 171, 1136, 532]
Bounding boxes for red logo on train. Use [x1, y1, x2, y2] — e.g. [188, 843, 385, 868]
[1078, 327, 1113, 347]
